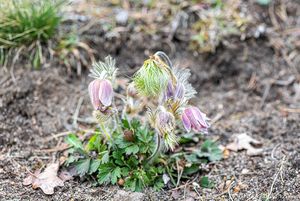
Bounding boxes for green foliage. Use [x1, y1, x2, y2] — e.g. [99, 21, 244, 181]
[0, 0, 62, 48]
[65, 119, 222, 191]
[190, 0, 250, 53]
[0, 0, 63, 69]
[197, 140, 223, 162]
[200, 176, 214, 188]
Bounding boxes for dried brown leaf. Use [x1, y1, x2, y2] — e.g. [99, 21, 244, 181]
[226, 133, 263, 156]
[23, 163, 64, 195]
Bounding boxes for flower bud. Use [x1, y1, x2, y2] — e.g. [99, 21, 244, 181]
[123, 130, 134, 142]
[98, 79, 113, 107]
[118, 178, 125, 186]
[174, 83, 184, 100]
[181, 106, 210, 133]
[133, 58, 169, 97]
[127, 83, 138, 98]
[154, 108, 177, 150]
[163, 81, 185, 102]
[88, 79, 101, 109]
[88, 79, 113, 110]
[156, 109, 175, 134]
[92, 108, 113, 123]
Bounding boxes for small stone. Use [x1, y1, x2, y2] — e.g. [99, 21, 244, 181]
[113, 190, 145, 201]
[116, 10, 129, 25]
[241, 168, 250, 175]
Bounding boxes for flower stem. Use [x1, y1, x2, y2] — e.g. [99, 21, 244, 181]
[146, 131, 163, 164]
[99, 122, 111, 141]
[154, 51, 173, 69]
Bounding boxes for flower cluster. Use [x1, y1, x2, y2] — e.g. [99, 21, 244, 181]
[88, 53, 210, 151]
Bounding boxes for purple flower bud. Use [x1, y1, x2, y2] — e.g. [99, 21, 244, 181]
[88, 79, 113, 110]
[98, 79, 113, 107]
[174, 83, 184, 100]
[163, 81, 185, 102]
[88, 79, 102, 109]
[166, 81, 174, 98]
[155, 108, 177, 150]
[156, 109, 175, 135]
[181, 106, 210, 133]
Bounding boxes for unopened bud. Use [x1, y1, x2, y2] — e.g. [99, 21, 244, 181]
[123, 130, 134, 142]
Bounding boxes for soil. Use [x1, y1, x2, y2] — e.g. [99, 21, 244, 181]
[0, 1, 299, 200]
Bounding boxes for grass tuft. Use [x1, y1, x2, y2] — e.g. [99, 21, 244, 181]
[0, 0, 62, 48]
[0, 0, 64, 69]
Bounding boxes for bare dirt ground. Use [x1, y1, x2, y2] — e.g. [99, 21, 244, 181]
[0, 0, 299, 200]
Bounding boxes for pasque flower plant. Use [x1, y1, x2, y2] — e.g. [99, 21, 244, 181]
[64, 52, 216, 192]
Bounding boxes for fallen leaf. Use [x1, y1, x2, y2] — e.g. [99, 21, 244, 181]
[226, 133, 263, 156]
[23, 163, 64, 195]
[23, 170, 41, 186]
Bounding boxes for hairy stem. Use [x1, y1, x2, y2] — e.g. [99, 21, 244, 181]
[154, 51, 177, 86]
[154, 51, 173, 69]
[146, 131, 163, 164]
[99, 122, 111, 141]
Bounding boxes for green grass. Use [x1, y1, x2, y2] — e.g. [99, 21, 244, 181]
[0, 0, 64, 69]
[0, 0, 62, 48]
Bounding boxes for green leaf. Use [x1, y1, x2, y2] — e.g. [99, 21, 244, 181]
[86, 134, 99, 151]
[98, 171, 111, 184]
[125, 144, 139, 155]
[197, 140, 223, 162]
[75, 159, 91, 176]
[111, 167, 121, 184]
[183, 164, 199, 175]
[153, 179, 164, 191]
[184, 153, 199, 163]
[101, 151, 110, 164]
[121, 167, 130, 177]
[179, 133, 198, 144]
[200, 176, 214, 188]
[98, 163, 114, 184]
[130, 119, 141, 130]
[64, 155, 76, 166]
[89, 159, 101, 174]
[65, 134, 83, 150]
[122, 119, 130, 129]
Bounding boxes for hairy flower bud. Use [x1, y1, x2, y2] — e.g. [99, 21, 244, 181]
[92, 109, 112, 123]
[133, 58, 169, 97]
[126, 83, 138, 98]
[164, 81, 185, 102]
[156, 110, 175, 134]
[88, 79, 113, 110]
[181, 106, 210, 133]
[174, 83, 184, 100]
[154, 107, 177, 150]
[98, 79, 113, 107]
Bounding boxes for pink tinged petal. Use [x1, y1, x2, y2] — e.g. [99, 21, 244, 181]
[166, 81, 174, 98]
[191, 106, 209, 128]
[88, 79, 101, 109]
[98, 79, 113, 107]
[184, 107, 199, 130]
[181, 112, 191, 132]
[174, 83, 184, 100]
